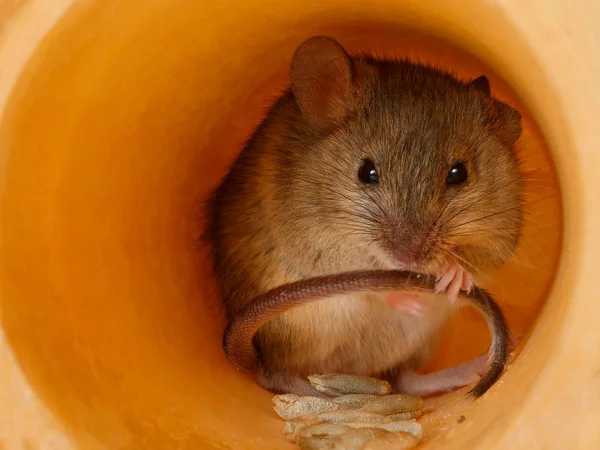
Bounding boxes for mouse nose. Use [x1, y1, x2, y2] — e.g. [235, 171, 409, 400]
[390, 231, 428, 269]
[392, 246, 420, 268]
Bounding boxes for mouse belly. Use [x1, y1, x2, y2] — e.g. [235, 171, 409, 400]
[256, 292, 456, 377]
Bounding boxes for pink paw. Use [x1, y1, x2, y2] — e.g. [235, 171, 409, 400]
[466, 353, 490, 377]
[385, 292, 427, 317]
[435, 263, 473, 303]
[395, 354, 491, 396]
[445, 354, 490, 390]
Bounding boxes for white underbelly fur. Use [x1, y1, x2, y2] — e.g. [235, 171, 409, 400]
[277, 291, 458, 375]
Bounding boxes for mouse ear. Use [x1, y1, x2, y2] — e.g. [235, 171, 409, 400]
[470, 75, 491, 96]
[471, 75, 521, 146]
[491, 101, 522, 147]
[290, 37, 353, 130]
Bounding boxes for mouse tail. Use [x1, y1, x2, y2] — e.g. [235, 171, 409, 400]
[466, 286, 511, 397]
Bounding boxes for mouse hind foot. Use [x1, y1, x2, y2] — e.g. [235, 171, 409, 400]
[258, 370, 328, 397]
[394, 353, 489, 397]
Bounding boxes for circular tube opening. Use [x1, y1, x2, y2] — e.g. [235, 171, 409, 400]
[0, 1, 571, 449]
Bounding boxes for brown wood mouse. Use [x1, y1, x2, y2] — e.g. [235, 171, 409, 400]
[206, 36, 523, 397]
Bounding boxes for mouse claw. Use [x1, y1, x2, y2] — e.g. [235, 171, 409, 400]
[462, 272, 474, 294]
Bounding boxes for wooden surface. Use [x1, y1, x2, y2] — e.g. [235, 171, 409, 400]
[0, 0, 597, 449]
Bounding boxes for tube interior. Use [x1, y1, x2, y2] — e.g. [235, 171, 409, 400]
[0, 1, 564, 448]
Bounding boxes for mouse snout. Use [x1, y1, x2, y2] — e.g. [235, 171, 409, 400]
[389, 230, 429, 270]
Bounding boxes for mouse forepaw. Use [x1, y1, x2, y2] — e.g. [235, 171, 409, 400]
[435, 264, 473, 303]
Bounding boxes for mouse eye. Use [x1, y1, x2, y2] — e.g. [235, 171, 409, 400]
[358, 159, 379, 184]
[447, 161, 468, 185]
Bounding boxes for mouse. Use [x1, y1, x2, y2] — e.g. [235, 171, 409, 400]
[206, 36, 523, 397]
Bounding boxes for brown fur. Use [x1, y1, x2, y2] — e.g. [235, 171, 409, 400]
[205, 37, 523, 393]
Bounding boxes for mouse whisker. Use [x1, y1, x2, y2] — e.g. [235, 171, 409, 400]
[521, 183, 559, 193]
[329, 221, 373, 230]
[444, 222, 530, 238]
[333, 234, 375, 247]
[318, 183, 382, 223]
[520, 192, 553, 201]
[328, 224, 374, 234]
[443, 204, 526, 234]
[518, 164, 553, 178]
[432, 189, 461, 231]
[335, 229, 375, 238]
[360, 185, 390, 223]
[333, 211, 379, 226]
[332, 229, 377, 241]
[335, 229, 373, 236]
[325, 203, 379, 225]
[519, 173, 555, 182]
[436, 199, 478, 231]
[443, 231, 489, 239]
[435, 246, 479, 273]
[521, 193, 559, 205]
[327, 216, 377, 231]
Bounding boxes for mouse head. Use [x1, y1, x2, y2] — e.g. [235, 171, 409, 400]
[288, 37, 523, 276]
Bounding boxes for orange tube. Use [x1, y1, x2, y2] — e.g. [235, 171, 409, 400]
[1, 1, 597, 449]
